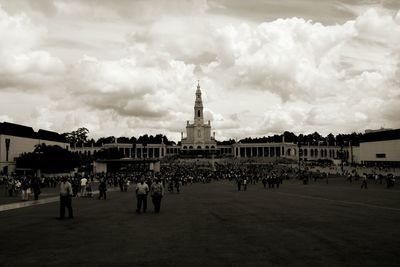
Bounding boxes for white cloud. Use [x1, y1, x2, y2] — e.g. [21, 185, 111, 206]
[0, 2, 399, 141]
[0, 5, 65, 90]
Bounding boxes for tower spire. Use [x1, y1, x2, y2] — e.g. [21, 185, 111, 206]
[194, 81, 203, 125]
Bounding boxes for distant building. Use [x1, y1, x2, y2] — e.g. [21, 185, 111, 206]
[364, 128, 393, 133]
[358, 128, 400, 167]
[0, 122, 69, 174]
[180, 82, 217, 157]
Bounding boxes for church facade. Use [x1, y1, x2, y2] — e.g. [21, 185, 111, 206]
[181, 82, 217, 152]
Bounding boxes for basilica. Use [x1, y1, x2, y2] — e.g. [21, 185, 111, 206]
[180, 82, 217, 155]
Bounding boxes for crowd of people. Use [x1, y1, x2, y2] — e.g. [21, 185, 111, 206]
[1, 161, 398, 220]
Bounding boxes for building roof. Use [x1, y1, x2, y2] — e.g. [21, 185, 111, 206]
[37, 129, 68, 143]
[0, 122, 67, 143]
[0, 122, 36, 139]
[360, 128, 400, 143]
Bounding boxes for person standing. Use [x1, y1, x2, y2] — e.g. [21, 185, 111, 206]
[7, 177, 14, 197]
[236, 177, 242, 191]
[118, 176, 124, 192]
[243, 178, 247, 191]
[59, 177, 73, 219]
[21, 177, 30, 201]
[262, 177, 267, 189]
[80, 176, 88, 197]
[135, 178, 149, 214]
[361, 174, 368, 189]
[98, 178, 107, 200]
[31, 177, 41, 200]
[151, 178, 164, 213]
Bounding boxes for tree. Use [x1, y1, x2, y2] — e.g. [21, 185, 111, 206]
[17, 144, 79, 173]
[117, 137, 130, 143]
[283, 131, 297, 143]
[326, 133, 335, 146]
[95, 136, 115, 146]
[63, 127, 90, 146]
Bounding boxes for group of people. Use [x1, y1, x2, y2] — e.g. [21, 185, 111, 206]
[2, 175, 42, 201]
[135, 178, 164, 214]
[56, 172, 167, 219]
[2, 161, 398, 220]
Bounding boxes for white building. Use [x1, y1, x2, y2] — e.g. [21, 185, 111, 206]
[0, 122, 69, 174]
[181, 82, 217, 152]
[358, 129, 400, 167]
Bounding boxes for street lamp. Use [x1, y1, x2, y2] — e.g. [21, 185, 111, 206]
[297, 142, 301, 178]
[340, 143, 344, 174]
[35, 150, 44, 178]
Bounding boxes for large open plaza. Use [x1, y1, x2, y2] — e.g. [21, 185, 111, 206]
[1, 1, 400, 266]
[1, 177, 399, 267]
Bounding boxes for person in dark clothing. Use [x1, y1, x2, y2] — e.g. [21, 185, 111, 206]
[361, 174, 368, 189]
[237, 178, 242, 191]
[21, 178, 30, 201]
[118, 177, 124, 192]
[72, 178, 79, 197]
[31, 177, 41, 200]
[262, 177, 267, 189]
[175, 179, 180, 194]
[98, 178, 107, 200]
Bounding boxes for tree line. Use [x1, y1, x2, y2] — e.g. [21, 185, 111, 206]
[62, 128, 175, 147]
[239, 131, 363, 146]
[62, 128, 363, 147]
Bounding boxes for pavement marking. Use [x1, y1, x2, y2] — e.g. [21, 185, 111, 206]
[276, 191, 400, 212]
[0, 188, 120, 212]
[0, 196, 60, 212]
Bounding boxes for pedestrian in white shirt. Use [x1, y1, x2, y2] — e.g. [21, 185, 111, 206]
[80, 177, 88, 197]
[135, 178, 149, 214]
[58, 177, 73, 219]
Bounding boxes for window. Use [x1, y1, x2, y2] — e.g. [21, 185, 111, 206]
[376, 154, 386, 158]
[198, 110, 201, 117]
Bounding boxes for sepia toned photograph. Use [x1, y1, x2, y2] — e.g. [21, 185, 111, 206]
[0, 0, 399, 266]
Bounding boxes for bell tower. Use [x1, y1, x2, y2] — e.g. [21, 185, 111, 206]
[194, 80, 204, 125]
[181, 80, 216, 151]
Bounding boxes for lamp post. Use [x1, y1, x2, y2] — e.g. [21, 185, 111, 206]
[35, 150, 44, 178]
[297, 142, 301, 178]
[340, 143, 344, 175]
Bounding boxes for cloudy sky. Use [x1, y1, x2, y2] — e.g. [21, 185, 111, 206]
[0, 0, 399, 141]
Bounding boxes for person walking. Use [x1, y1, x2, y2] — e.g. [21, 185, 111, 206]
[151, 178, 164, 213]
[58, 177, 73, 219]
[361, 174, 368, 189]
[135, 178, 149, 214]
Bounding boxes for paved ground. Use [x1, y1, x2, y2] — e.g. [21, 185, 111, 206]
[1, 179, 399, 267]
